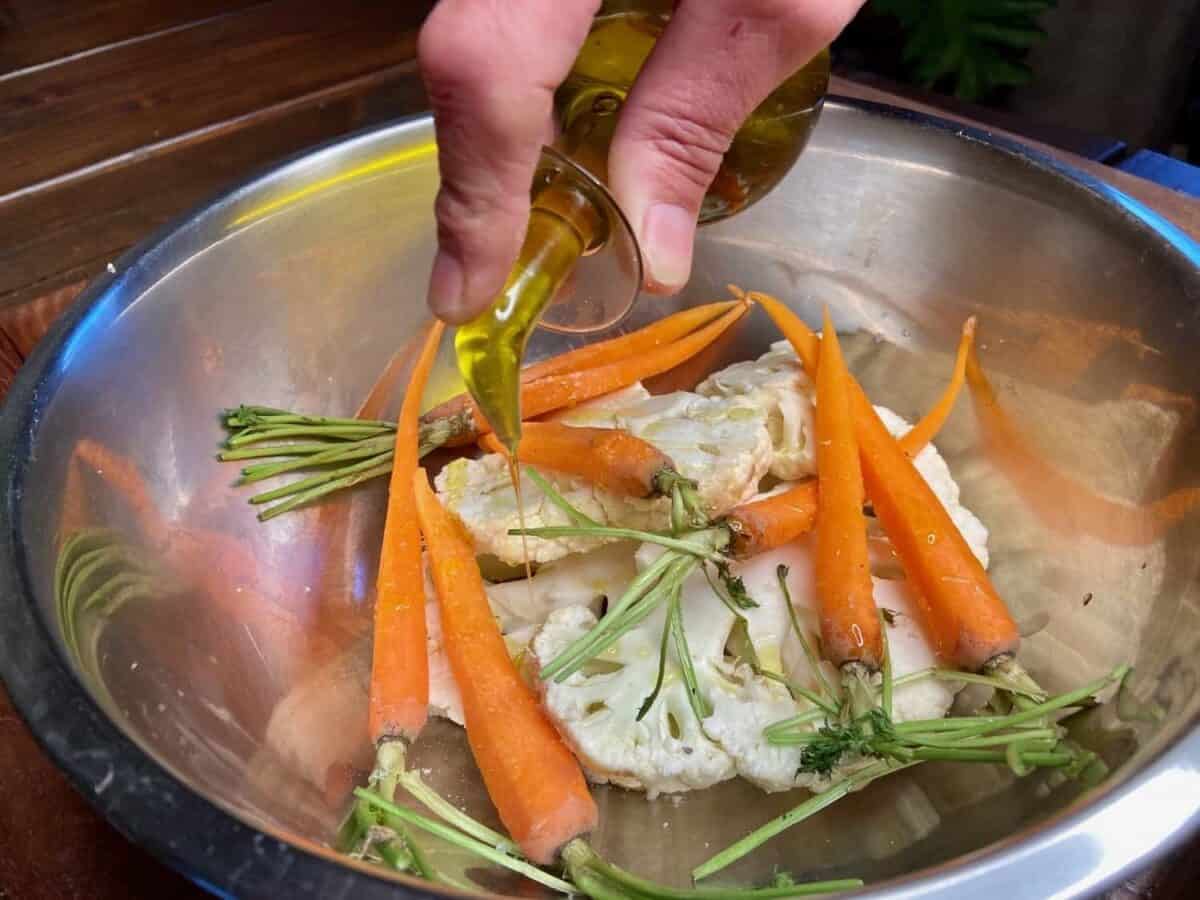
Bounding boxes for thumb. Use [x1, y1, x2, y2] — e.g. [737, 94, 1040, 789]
[608, 0, 858, 293]
[418, 0, 599, 323]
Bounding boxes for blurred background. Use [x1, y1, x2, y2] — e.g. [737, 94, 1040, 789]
[1, 3, 1199, 900]
[834, 0, 1200, 162]
[1, 0, 1198, 342]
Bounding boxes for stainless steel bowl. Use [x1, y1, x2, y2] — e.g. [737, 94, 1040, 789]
[3, 98, 1200, 900]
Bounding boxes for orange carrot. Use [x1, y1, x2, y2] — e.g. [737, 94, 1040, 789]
[856, 398, 1020, 670]
[967, 348, 1200, 546]
[813, 308, 881, 669]
[520, 300, 751, 420]
[756, 293, 1020, 671]
[423, 300, 738, 426]
[724, 481, 818, 559]
[309, 329, 436, 665]
[900, 317, 976, 455]
[369, 319, 445, 744]
[68, 439, 164, 542]
[480, 422, 675, 499]
[412, 472, 598, 864]
[432, 299, 752, 446]
[355, 329, 429, 421]
[720, 310, 974, 558]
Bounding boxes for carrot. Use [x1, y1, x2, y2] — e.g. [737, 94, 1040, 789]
[724, 480, 818, 559]
[899, 317, 976, 455]
[967, 348, 1200, 546]
[369, 319, 445, 744]
[480, 422, 675, 499]
[756, 293, 1020, 671]
[412, 472, 598, 864]
[66, 439, 165, 543]
[721, 311, 974, 558]
[856, 397, 1020, 670]
[309, 327, 437, 665]
[813, 308, 881, 670]
[356, 328, 430, 421]
[433, 299, 752, 446]
[422, 300, 738, 426]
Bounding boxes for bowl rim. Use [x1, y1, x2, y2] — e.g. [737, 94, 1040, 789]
[1, 96, 1199, 900]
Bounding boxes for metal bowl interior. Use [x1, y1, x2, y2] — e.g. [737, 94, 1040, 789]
[3, 99, 1200, 900]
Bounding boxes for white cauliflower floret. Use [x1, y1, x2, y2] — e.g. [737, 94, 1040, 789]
[438, 388, 773, 566]
[434, 455, 661, 566]
[532, 537, 961, 797]
[533, 598, 737, 799]
[428, 544, 639, 726]
[485, 542, 638, 633]
[547, 383, 653, 427]
[705, 541, 959, 793]
[426, 594, 464, 726]
[697, 341, 817, 480]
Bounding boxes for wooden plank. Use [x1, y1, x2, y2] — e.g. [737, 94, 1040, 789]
[0, 66, 429, 305]
[0, 1, 266, 74]
[0, 0, 432, 195]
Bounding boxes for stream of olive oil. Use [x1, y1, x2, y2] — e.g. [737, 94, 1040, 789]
[505, 452, 535, 585]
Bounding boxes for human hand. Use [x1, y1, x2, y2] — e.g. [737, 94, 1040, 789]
[418, 0, 865, 323]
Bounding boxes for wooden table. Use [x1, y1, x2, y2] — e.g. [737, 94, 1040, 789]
[1, 3, 1197, 898]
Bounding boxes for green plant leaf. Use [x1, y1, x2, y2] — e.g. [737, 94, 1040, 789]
[968, 22, 1046, 48]
[980, 57, 1035, 87]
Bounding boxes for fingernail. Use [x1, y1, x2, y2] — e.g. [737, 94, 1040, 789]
[427, 250, 466, 322]
[640, 202, 694, 292]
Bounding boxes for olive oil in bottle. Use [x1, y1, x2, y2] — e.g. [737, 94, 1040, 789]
[558, 6, 831, 225]
[454, 1, 831, 545]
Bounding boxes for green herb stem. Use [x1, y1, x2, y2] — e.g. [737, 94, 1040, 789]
[353, 789, 576, 894]
[552, 557, 697, 686]
[512, 525, 726, 561]
[692, 762, 909, 880]
[637, 601, 675, 720]
[248, 450, 393, 504]
[219, 442, 347, 461]
[901, 666, 1129, 743]
[395, 770, 515, 853]
[239, 435, 395, 482]
[540, 551, 680, 681]
[226, 424, 391, 447]
[776, 566, 837, 705]
[525, 468, 601, 528]
[562, 840, 862, 900]
[671, 592, 713, 721]
[257, 460, 393, 520]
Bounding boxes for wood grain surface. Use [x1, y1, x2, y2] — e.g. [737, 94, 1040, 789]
[0, 3, 1197, 899]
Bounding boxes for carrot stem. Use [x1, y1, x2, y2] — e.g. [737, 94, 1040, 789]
[368, 320, 445, 744]
[354, 789, 577, 893]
